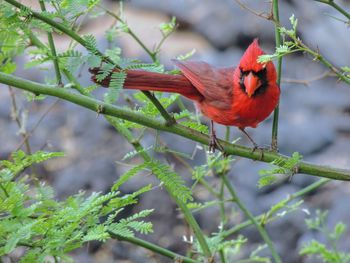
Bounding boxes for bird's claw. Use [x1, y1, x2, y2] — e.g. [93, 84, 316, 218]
[209, 134, 224, 154]
[251, 144, 270, 161]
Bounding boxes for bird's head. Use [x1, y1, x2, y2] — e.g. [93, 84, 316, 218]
[238, 39, 276, 98]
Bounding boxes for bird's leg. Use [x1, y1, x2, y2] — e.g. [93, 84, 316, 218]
[239, 127, 258, 149]
[239, 127, 265, 160]
[209, 120, 224, 153]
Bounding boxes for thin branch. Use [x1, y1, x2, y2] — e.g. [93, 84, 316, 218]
[234, 0, 272, 20]
[1, 72, 350, 181]
[221, 175, 282, 263]
[14, 99, 60, 152]
[98, 4, 156, 60]
[221, 178, 330, 238]
[38, 0, 62, 86]
[108, 232, 199, 263]
[315, 0, 350, 21]
[299, 41, 350, 86]
[8, 87, 32, 155]
[281, 70, 334, 86]
[271, 0, 282, 151]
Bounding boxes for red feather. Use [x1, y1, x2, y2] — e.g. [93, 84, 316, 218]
[90, 39, 280, 130]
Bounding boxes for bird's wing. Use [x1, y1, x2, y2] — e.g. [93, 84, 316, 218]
[172, 60, 234, 109]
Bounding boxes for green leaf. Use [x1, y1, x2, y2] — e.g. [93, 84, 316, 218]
[147, 160, 193, 203]
[104, 71, 126, 103]
[159, 16, 177, 36]
[257, 175, 278, 188]
[112, 163, 146, 191]
[258, 152, 302, 188]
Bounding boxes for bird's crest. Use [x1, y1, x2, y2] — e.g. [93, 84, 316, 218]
[239, 39, 266, 73]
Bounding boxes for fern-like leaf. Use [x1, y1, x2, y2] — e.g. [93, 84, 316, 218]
[146, 160, 193, 203]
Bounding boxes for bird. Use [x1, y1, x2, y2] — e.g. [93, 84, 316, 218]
[90, 39, 280, 152]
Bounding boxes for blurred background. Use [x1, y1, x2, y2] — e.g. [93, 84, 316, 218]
[1, 0, 350, 262]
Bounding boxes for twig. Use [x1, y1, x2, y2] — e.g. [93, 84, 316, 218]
[314, 0, 350, 21]
[221, 178, 330, 238]
[14, 99, 60, 152]
[98, 4, 156, 60]
[108, 232, 199, 263]
[221, 175, 282, 263]
[281, 70, 334, 86]
[299, 41, 350, 86]
[271, 0, 282, 151]
[234, 0, 272, 20]
[38, 0, 62, 86]
[8, 87, 32, 155]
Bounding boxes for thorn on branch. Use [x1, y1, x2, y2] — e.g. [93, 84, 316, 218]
[97, 104, 104, 117]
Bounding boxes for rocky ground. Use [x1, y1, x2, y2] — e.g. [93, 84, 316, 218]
[1, 0, 350, 262]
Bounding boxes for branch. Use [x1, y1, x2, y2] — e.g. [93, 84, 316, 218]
[300, 41, 350, 86]
[221, 178, 330, 238]
[98, 4, 156, 61]
[108, 232, 199, 263]
[38, 0, 62, 86]
[1, 72, 350, 181]
[281, 70, 334, 86]
[315, 0, 350, 21]
[271, 0, 282, 151]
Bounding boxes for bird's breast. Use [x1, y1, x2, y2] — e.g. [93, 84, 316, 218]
[198, 83, 279, 128]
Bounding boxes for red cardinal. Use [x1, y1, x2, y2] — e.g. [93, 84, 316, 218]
[90, 39, 280, 151]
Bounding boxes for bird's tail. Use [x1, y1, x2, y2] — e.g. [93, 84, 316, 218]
[89, 68, 203, 101]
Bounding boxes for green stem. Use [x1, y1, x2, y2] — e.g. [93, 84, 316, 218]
[108, 231, 198, 263]
[98, 5, 156, 60]
[106, 117, 211, 258]
[1, 72, 350, 181]
[221, 175, 282, 263]
[315, 0, 350, 21]
[221, 178, 330, 238]
[219, 249, 227, 263]
[142, 91, 175, 124]
[219, 180, 227, 225]
[300, 42, 350, 85]
[271, 0, 282, 151]
[38, 0, 62, 86]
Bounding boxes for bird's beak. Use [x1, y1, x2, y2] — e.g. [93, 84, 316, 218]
[244, 72, 261, 98]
